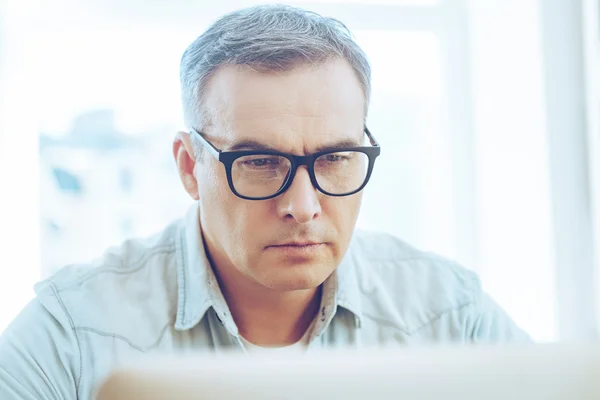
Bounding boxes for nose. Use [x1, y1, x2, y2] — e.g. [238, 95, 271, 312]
[276, 166, 322, 223]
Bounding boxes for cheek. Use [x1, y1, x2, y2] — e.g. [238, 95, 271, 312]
[197, 162, 271, 253]
[197, 161, 229, 211]
[323, 194, 362, 230]
[197, 162, 236, 237]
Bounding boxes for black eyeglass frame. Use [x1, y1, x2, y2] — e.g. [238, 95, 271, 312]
[190, 127, 381, 200]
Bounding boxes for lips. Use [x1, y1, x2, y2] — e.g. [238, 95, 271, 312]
[269, 242, 321, 247]
[264, 242, 326, 257]
[265, 240, 326, 249]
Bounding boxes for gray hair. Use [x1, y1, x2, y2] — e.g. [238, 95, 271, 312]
[179, 4, 371, 144]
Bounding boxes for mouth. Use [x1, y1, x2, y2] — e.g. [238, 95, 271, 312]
[265, 242, 327, 256]
[268, 242, 322, 248]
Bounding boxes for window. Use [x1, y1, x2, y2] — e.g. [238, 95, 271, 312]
[51, 168, 83, 194]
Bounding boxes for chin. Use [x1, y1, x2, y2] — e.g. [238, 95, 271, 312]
[259, 261, 335, 292]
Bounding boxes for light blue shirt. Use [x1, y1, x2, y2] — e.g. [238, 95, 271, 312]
[0, 204, 530, 399]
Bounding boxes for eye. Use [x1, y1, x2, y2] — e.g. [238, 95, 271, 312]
[322, 152, 353, 162]
[245, 158, 274, 167]
[237, 155, 285, 170]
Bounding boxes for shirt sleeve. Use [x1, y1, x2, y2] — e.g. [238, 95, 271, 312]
[468, 289, 533, 343]
[0, 294, 80, 400]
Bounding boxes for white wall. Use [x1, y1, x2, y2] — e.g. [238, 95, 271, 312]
[540, 0, 597, 342]
[468, 0, 557, 341]
[0, 3, 41, 330]
[581, 0, 600, 337]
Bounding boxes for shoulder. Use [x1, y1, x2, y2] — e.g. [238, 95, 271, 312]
[34, 220, 181, 350]
[348, 230, 481, 334]
[0, 297, 81, 399]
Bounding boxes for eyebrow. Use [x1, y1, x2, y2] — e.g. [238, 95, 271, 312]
[227, 140, 279, 152]
[226, 138, 364, 153]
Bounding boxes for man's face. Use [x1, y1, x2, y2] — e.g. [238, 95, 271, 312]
[192, 58, 366, 292]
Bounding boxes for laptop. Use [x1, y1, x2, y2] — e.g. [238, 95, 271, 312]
[96, 344, 600, 399]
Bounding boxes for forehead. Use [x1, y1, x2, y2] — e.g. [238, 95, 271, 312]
[202, 58, 366, 152]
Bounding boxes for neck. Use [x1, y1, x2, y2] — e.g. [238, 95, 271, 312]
[224, 280, 322, 347]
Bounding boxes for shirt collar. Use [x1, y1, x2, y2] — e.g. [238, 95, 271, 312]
[314, 238, 364, 335]
[174, 204, 238, 334]
[174, 203, 363, 332]
[333, 240, 363, 323]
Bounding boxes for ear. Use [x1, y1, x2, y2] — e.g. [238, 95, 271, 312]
[173, 131, 200, 200]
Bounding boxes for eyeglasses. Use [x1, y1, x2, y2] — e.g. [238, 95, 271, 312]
[191, 127, 381, 200]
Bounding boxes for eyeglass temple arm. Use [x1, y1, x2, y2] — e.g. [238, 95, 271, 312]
[191, 129, 221, 157]
[365, 127, 379, 147]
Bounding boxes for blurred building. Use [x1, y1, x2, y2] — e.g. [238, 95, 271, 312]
[39, 109, 191, 276]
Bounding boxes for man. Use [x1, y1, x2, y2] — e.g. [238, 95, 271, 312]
[0, 4, 530, 399]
